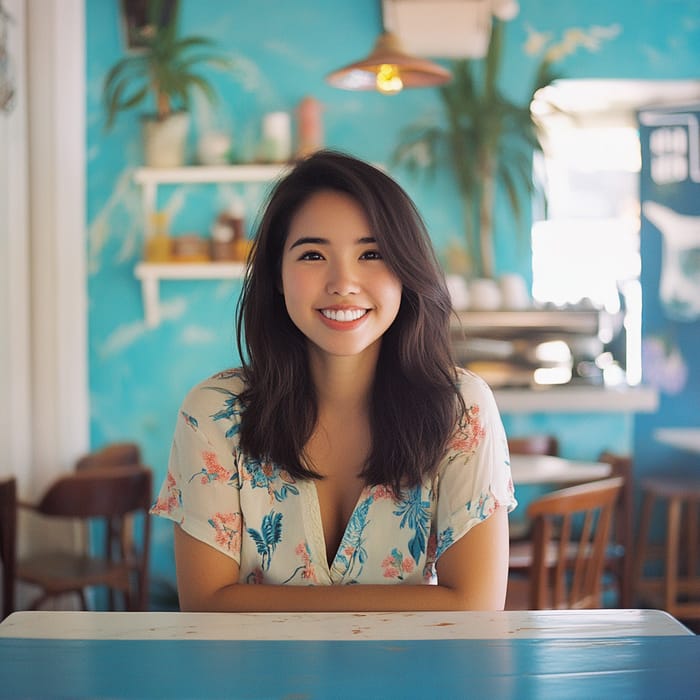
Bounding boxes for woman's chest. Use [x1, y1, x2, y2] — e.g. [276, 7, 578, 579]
[236, 474, 435, 585]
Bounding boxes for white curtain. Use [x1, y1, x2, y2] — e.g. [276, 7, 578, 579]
[0, 0, 87, 499]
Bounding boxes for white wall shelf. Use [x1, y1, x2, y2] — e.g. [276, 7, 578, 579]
[134, 164, 290, 237]
[494, 384, 658, 414]
[132, 164, 287, 327]
[134, 262, 245, 328]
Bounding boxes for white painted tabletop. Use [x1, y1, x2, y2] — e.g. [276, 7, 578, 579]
[655, 427, 700, 454]
[0, 609, 692, 641]
[509, 454, 612, 485]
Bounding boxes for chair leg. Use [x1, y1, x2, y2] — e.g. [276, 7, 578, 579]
[687, 502, 698, 581]
[664, 497, 681, 614]
[634, 491, 656, 599]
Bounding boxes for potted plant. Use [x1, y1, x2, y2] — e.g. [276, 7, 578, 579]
[103, 0, 234, 167]
[392, 20, 558, 280]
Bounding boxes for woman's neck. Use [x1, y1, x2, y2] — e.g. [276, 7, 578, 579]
[308, 343, 379, 414]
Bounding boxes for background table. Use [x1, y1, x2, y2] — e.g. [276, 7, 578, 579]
[509, 454, 611, 485]
[0, 610, 697, 699]
[654, 427, 700, 454]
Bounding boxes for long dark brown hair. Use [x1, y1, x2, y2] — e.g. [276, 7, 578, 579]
[236, 150, 463, 493]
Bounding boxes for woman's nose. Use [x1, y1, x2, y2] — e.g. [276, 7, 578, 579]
[326, 260, 360, 296]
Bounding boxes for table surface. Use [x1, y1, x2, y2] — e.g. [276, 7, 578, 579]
[1, 610, 697, 699]
[655, 427, 700, 454]
[0, 608, 692, 640]
[509, 453, 612, 485]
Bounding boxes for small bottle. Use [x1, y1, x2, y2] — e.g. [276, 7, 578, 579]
[145, 211, 172, 262]
[211, 197, 246, 261]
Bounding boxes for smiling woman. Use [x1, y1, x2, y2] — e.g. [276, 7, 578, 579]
[150, 151, 516, 613]
[281, 189, 403, 363]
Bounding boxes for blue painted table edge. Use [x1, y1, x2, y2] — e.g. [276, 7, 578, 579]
[0, 635, 698, 699]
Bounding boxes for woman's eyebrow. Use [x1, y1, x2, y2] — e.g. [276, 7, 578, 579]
[289, 236, 328, 249]
[289, 236, 376, 249]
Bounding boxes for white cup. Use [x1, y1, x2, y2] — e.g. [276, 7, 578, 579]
[468, 278, 502, 310]
[499, 274, 530, 310]
[445, 274, 470, 310]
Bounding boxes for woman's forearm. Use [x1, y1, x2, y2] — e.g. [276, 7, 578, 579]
[179, 581, 493, 613]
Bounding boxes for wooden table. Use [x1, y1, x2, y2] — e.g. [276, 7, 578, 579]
[509, 454, 612, 485]
[0, 610, 697, 698]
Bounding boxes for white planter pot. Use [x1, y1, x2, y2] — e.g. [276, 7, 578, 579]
[142, 112, 190, 168]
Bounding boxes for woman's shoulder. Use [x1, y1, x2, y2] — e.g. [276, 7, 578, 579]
[454, 366, 496, 402]
[180, 368, 248, 412]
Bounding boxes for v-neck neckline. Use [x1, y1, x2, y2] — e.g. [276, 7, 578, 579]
[303, 480, 371, 582]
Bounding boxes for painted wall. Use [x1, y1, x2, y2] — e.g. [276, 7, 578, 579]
[636, 106, 700, 478]
[85, 0, 700, 593]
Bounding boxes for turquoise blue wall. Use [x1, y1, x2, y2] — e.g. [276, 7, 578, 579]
[85, 0, 700, 593]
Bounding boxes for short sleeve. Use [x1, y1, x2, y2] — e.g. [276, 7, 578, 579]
[150, 371, 246, 563]
[434, 369, 517, 560]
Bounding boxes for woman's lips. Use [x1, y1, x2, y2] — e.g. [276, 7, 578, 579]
[317, 307, 369, 329]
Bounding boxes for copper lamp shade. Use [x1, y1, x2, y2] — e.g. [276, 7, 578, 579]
[325, 31, 452, 94]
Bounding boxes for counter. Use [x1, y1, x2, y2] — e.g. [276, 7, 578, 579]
[494, 384, 658, 413]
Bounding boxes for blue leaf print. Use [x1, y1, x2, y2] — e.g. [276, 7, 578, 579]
[180, 410, 199, 431]
[394, 486, 431, 563]
[247, 511, 283, 571]
[242, 458, 299, 502]
[336, 494, 373, 578]
[436, 527, 455, 559]
[205, 386, 243, 438]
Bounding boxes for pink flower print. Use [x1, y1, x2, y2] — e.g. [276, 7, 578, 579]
[372, 484, 395, 501]
[151, 472, 181, 516]
[448, 404, 486, 455]
[381, 548, 415, 581]
[208, 511, 242, 554]
[246, 567, 264, 584]
[294, 541, 318, 583]
[199, 451, 232, 484]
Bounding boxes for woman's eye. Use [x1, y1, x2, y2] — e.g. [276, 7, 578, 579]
[299, 250, 324, 261]
[360, 250, 383, 260]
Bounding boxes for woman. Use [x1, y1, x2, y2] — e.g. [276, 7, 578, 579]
[152, 150, 516, 611]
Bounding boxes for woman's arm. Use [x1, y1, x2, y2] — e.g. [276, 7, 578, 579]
[173, 506, 509, 612]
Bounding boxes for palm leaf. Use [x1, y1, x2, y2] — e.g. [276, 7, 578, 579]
[393, 18, 559, 277]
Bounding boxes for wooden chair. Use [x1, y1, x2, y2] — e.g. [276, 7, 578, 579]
[74, 442, 141, 471]
[73, 442, 144, 608]
[506, 476, 624, 610]
[508, 435, 559, 457]
[634, 474, 700, 620]
[16, 466, 152, 611]
[507, 434, 559, 540]
[597, 451, 633, 607]
[0, 477, 17, 619]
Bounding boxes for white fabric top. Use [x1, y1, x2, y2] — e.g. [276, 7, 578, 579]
[152, 367, 516, 586]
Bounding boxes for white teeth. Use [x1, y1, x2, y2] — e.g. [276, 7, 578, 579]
[321, 308, 367, 322]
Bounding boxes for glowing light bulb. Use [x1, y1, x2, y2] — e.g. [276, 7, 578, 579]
[376, 64, 403, 94]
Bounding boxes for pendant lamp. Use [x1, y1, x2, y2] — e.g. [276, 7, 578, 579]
[325, 31, 452, 94]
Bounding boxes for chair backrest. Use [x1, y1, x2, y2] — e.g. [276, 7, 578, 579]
[526, 476, 624, 610]
[0, 477, 17, 619]
[597, 451, 633, 552]
[508, 435, 559, 457]
[35, 466, 152, 610]
[36, 467, 152, 519]
[75, 442, 142, 471]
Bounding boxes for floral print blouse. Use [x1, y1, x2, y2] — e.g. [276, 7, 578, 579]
[151, 367, 516, 586]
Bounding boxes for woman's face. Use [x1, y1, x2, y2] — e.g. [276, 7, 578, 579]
[280, 190, 402, 363]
